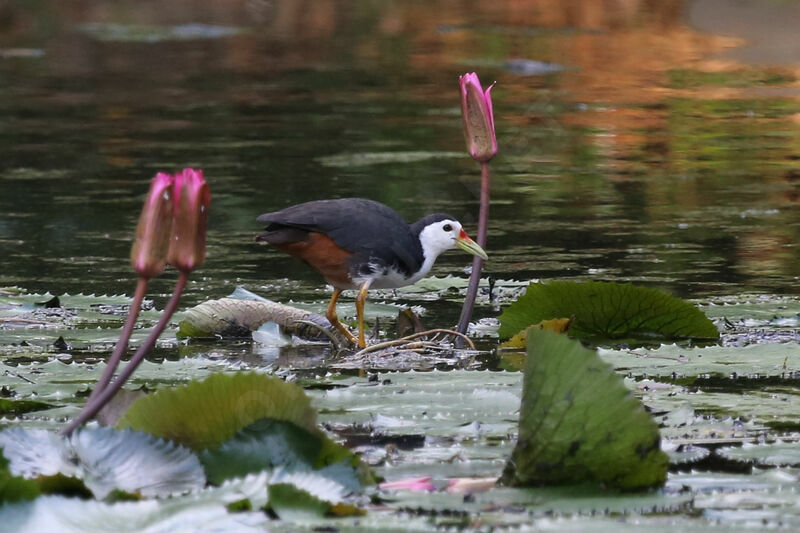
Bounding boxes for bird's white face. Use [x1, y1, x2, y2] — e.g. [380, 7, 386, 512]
[418, 219, 464, 257]
[418, 219, 487, 260]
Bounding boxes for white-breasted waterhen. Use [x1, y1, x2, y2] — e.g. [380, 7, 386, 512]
[256, 198, 488, 348]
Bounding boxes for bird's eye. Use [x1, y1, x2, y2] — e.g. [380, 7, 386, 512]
[443, 224, 453, 232]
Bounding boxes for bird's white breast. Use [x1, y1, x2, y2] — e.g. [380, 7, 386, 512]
[350, 261, 421, 289]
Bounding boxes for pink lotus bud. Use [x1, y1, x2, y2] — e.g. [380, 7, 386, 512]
[459, 72, 497, 162]
[130, 173, 174, 279]
[379, 476, 436, 492]
[167, 168, 210, 272]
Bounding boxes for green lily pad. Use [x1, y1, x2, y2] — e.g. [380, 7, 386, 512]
[311, 369, 523, 485]
[0, 453, 40, 504]
[599, 342, 800, 378]
[0, 291, 164, 354]
[385, 484, 693, 521]
[662, 441, 711, 465]
[717, 441, 800, 467]
[267, 483, 333, 521]
[117, 372, 319, 451]
[0, 398, 52, 416]
[201, 418, 368, 491]
[0, 357, 242, 429]
[201, 418, 319, 483]
[501, 329, 668, 490]
[498, 281, 719, 344]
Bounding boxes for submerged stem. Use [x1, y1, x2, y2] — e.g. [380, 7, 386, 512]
[456, 161, 490, 337]
[60, 271, 189, 436]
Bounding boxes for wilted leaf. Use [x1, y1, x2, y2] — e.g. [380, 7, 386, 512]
[501, 329, 668, 490]
[0, 427, 205, 499]
[499, 317, 574, 349]
[396, 308, 425, 337]
[117, 373, 319, 451]
[95, 388, 148, 427]
[177, 297, 330, 339]
[498, 281, 719, 344]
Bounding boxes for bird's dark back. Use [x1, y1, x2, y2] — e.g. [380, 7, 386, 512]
[257, 198, 424, 276]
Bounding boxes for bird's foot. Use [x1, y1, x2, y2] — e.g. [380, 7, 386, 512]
[330, 320, 362, 349]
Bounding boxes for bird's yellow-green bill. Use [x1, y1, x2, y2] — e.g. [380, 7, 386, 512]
[456, 231, 488, 260]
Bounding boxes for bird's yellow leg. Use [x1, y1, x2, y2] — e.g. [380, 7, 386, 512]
[327, 288, 358, 346]
[355, 280, 372, 349]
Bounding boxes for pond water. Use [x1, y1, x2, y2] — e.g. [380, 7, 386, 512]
[2, 0, 800, 529]
[2, 0, 799, 320]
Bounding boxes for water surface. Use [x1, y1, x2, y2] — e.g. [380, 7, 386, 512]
[1, 0, 799, 329]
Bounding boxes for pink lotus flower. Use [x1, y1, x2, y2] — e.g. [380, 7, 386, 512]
[167, 168, 210, 272]
[379, 476, 436, 492]
[459, 72, 497, 163]
[130, 172, 174, 279]
[446, 476, 497, 494]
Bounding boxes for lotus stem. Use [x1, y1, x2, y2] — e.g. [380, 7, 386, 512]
[61, 271, 189, 436]
[85, 277, 148, 406]
[456, 160, 490, 337]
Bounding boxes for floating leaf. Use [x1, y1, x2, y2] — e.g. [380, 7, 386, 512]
[0, 427, 205, 499]
[117, 373, 319, 451]
[202, 417, 322, 482]
[0, 398, 53, 416]
[177, 297, 331, 339]
[0, 452, 40, 504]
[499, 317, 574, 349]
[266, 482, 339, 521]
[386, 483, 694, 521]
[498, 281, 719, 344]
[201, 418, 368, 490]
[717, 442, 800, 467]
[0, 494, 269, 531]
[0, 358, 238, 424]
[501, 329, 668, 490]
[662, 442, 711, 465]
[95, 389, 148, 428]
[0, 291, 163, 352]
[0, 429, 69, 478]
[70, 428, 205, 498]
